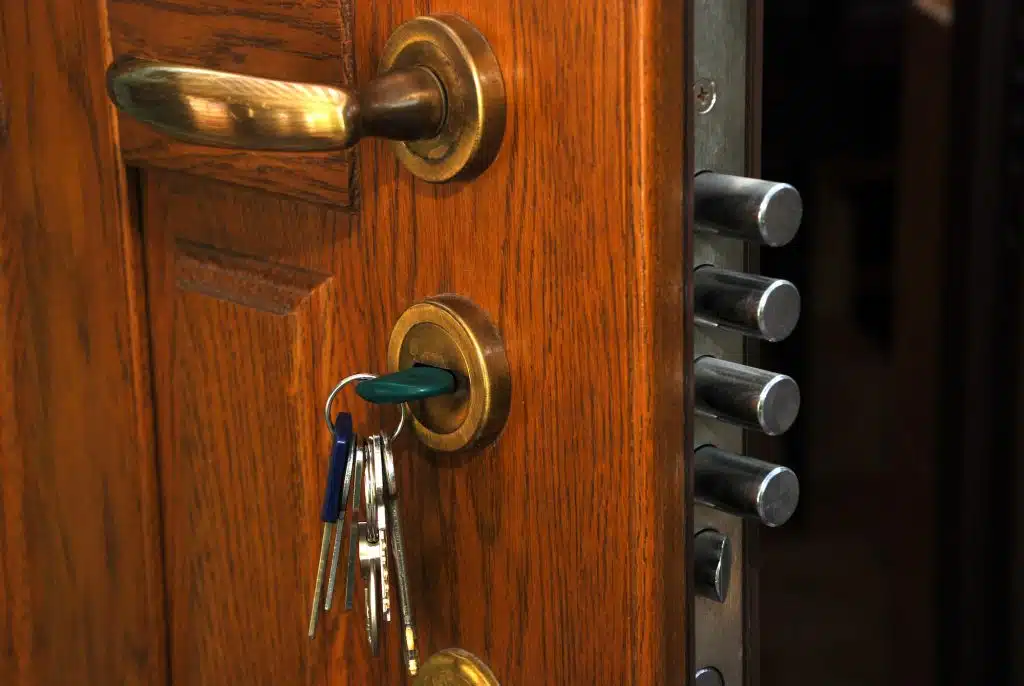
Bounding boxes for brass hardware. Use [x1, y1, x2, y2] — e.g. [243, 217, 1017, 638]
[378, 15, 506, 182]
[414, 649, 500, 686]
[387, 295, 510, 452]
[106, 61, 443, 151]
[106, 14, 505, 182]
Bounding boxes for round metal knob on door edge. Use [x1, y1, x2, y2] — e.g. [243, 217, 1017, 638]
[694, 172, 803, 247]
[694, 356, 801, 436]
[694, 265, 801, 342]
[695, 445, 801, 527]
[387, 295, 511, 453]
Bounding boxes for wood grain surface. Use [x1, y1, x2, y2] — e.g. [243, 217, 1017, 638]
[0, 1, 167, 684]
[109, 0, 359, 207]
[3, 0, 694, 683]
[140, 177, 365, 682]
[353, 7, 692, 683]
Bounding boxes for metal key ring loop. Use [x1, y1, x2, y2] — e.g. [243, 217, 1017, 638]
[324, 373, 407, 442]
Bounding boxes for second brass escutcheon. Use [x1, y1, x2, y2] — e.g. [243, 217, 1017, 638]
[387, 295, 511, 452]
[413, 649, 501, 686]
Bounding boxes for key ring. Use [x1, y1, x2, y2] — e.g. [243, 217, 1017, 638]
[325, 373, 407, 442]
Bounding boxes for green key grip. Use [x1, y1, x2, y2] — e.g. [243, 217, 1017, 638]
[356, 366, 457, 404]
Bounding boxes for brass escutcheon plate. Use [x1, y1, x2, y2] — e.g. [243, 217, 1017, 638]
[379, 14, 506, 182]
[388, 295, 510, 452]
[414, 649, 501, 686]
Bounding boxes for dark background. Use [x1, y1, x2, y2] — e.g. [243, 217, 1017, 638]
[757, 0, 1023, 684]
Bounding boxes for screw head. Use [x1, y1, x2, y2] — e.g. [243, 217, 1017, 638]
[694, 77, 717, 115]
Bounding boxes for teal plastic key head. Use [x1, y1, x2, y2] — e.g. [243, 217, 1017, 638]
[356, 366, 457, 405]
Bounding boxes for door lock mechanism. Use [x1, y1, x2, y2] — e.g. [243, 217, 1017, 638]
[387, 295, 511, 453]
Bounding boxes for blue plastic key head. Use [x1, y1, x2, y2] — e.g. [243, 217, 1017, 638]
[320, 413, 353, 523]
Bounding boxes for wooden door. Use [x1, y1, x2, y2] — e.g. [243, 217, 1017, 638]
[1, 1, 692, 684]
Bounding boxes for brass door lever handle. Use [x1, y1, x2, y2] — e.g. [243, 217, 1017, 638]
[106, 14, 505, 182]
[107, 61, 446, 152]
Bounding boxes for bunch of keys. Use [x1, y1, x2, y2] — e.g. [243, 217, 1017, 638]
[308, 371, 425, 678]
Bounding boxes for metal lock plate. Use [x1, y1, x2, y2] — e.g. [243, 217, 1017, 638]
[414, 649, 500, 686]
[694, 0, 752, 682]
[387, 295, 510, 452]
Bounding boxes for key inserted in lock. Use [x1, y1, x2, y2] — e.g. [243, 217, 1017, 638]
[356, 365, 459, 405]
[386, 295, 511, 452]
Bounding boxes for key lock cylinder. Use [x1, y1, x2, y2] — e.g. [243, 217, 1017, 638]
[361, 294, 512, 454]
[309, 295, 510, 685]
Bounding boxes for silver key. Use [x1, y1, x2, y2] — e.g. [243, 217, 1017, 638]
[381, 434, 420, 677]
[368, 434, 392, 622]
[357, 521, 383, 656]
[325, 435, 357, 611]
[363, 436, 379, 537]
[306, 525, 333, 638]
[344, 437, 365, 611]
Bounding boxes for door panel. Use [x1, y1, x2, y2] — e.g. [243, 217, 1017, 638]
[347, 7, 692, 679]
[142, 174, 363, 681]
[5, 0, 694, 683]
[0, 2, 167, 685]
[144, 177, 347, 682]
[346, 5, 691, 683]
